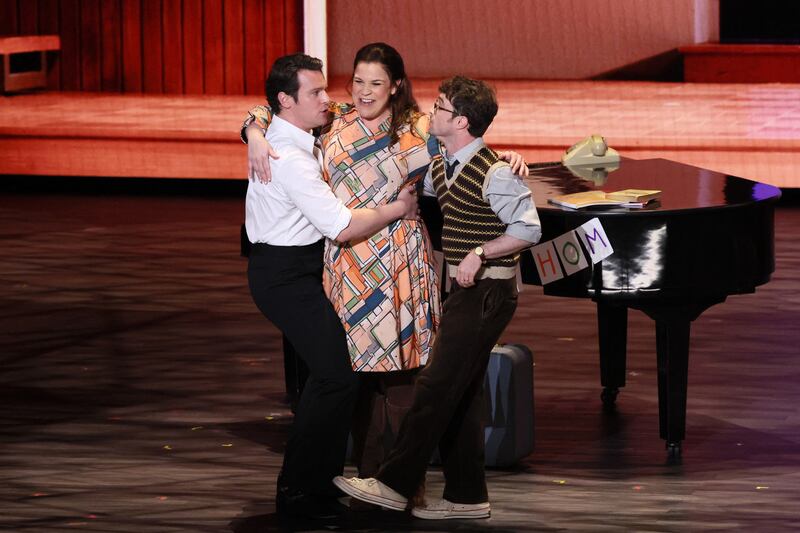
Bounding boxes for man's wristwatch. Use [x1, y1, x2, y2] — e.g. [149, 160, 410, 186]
[473, 246, 486, 263]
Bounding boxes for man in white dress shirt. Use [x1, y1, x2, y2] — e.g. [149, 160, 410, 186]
[245, 53, 418, 518]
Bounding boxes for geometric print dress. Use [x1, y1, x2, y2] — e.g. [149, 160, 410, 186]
[247, 103, 442, 372]
[319, 104, 442, 371]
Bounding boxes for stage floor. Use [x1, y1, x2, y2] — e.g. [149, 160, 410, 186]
[1, 184, 799, 531]
[2, 79, 800, 187]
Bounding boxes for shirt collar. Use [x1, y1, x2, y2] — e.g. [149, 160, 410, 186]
[271, 114, 317, 154]
[447, 137, 486, 165]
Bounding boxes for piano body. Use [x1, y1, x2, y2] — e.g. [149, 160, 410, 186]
[422, 158, 781, 457]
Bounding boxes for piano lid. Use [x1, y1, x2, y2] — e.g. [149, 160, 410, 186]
[525, 158, 781, 215]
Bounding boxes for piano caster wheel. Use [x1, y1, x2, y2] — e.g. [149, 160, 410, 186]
[600, 387, 619, 407]
[666, 442, 682, 459]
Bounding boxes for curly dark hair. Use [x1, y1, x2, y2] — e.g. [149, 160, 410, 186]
[438, 76, 498, 138]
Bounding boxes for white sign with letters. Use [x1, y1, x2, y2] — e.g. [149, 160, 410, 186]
[531, 218, 614, 285]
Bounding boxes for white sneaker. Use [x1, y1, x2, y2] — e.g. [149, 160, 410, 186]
[333, 476, 407, 511]
[411, 498, 491, 520]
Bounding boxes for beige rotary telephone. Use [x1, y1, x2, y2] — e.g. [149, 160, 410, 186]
[562, 134, 620, 166]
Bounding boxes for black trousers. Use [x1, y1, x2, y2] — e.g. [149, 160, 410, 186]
[377, 277, 518, 504]
[281, 335, 309, 413]
[247, 240, 359, 497]
[350, 368, 420, 478]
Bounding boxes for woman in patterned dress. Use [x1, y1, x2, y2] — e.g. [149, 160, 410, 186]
[243, 43, 526, 481]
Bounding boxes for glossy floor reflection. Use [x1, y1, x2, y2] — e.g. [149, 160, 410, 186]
[1, 182, 799, 532]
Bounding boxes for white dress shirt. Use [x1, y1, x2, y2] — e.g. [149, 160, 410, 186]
[245, 115, 352, 245]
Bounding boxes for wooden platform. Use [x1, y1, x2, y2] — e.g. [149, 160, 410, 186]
[681, 43, 800, 83]
[2, 79, 800, 187]
[0, 183, 798, 531]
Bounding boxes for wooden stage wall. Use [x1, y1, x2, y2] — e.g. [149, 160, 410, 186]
[0, 0, 303, 95]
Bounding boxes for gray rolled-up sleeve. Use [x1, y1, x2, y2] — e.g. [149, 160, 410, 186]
[484, 165, 542, 244]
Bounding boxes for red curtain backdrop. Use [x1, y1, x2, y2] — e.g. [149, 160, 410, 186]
[0, 0, 303, 95]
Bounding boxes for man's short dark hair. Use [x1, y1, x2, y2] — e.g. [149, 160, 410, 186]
[265, 53, 324, 112]
[438, 76, 498, 138]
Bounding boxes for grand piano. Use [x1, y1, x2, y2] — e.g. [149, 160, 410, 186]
[421, 157, 780, 457]
[517, 158, 781, 456]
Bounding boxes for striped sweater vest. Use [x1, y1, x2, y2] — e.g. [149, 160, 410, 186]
[431, 147, 519, 268]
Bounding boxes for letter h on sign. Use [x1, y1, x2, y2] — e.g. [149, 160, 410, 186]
[532, 241, 564, 284]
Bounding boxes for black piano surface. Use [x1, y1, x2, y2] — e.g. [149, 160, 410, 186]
[519, 158, 782, 456]
[419, 158, 781, 456]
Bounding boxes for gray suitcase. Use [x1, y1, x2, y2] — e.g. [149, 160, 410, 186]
[483, 343, 534, 467]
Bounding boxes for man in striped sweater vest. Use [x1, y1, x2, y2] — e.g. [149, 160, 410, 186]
[335, 76, 542, 520]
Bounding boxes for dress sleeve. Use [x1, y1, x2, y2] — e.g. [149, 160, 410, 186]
[413, 114, 443, 160]
[405, 114, 442, 184]
[328, 101, 353, 116]
[240, 105, 272, 144]
[318, 101, 354, 139]
[242, 102, 352, 143]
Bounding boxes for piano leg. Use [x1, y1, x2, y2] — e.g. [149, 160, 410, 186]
[597, 301, 627, 408]
[639, 297, 725, 458]
[654, 314, 691, 458]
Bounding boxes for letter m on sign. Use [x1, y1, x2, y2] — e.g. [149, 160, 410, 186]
[576, 218, 613, 264]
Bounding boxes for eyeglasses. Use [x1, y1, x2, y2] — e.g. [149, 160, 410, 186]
[433, 101, 458, 115]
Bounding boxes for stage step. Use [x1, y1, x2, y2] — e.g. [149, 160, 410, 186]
[680, 43, 800, 83]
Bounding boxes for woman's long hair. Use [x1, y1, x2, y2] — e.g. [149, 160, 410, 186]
[351, 42, 420, 147]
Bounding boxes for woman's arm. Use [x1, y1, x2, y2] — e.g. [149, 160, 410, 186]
[242, 102, 351, 184]
[241, 106, 277, 183]
[246, 122, 280, 184]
